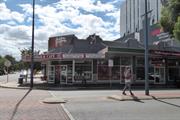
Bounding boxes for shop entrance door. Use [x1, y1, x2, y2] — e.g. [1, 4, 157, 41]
[60, 65, 67, 84]
[154, 67, 165, 84]
[48, 65, 55, 84]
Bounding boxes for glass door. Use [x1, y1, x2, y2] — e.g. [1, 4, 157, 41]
[154, 67, 165, 84]
[48, 65, 55, 84]
[60, 65, 67, 84]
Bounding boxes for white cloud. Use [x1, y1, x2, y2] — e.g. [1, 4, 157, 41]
[0, 24, 32, 60]
[0, 0, 122, 60]
[55, 0, 115, 12]
[0, 3, 24, 23]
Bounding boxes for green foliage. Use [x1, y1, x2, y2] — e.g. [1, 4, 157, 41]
[160, 0, 180, 38]
[4, 55, 16, 64]
[20, 47, 32, 56]
[0, 57, 6, 75]
[168, 0, 180, 22]
[160, 7, 174, 34]
[20, 48, 42, 72]
[173, 16, 180, 40]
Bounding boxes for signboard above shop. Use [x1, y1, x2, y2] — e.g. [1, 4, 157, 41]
[22, 53, 105, 62]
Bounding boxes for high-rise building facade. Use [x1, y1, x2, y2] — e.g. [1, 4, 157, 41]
[120, 0, 162, 36]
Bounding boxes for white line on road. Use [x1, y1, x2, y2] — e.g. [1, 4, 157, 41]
[48, 91, 56, 97]
[61, 104, 75, 120]
[48, 91, 75, 120]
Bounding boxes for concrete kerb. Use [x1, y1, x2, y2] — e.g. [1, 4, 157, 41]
[42, 97, 66, 104]
[108, 94, 180, 101]
[0, 83, 81, 90]
[0, 83, 30, 90]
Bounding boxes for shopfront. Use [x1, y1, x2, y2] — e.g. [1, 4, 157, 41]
[44, 52, 105, 84]
[22, 34, 180, 87]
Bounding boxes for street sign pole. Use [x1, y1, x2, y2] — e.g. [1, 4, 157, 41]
[7, 67, 8, 83]
[30, 0, 35, 88]
[108, 59, 113, 88]
[4, 60, 11, 83]
[144, 0, 149, 95]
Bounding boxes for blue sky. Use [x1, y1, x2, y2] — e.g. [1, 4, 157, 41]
[0, 0, 125, 60]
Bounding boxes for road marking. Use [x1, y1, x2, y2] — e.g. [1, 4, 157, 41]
[48, 91, 75, 120]
[61, 104, 75, 120]
[48, 91, 56, 97]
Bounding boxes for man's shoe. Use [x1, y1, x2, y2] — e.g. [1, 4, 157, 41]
[122, 92, 126, 95]
[130, 92, 134, 96]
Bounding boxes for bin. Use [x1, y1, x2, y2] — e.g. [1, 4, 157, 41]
[18, 77, 23, 84]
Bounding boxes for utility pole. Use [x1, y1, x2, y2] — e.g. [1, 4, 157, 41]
[144, 0, 149, 95]
[30, 0, 35, 88]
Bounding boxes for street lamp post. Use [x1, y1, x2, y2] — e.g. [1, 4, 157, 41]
[30, 0, 35, 88]
[144, 0, 149, 95]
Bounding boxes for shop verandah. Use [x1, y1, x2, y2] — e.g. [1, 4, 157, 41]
[22, 49, 180, 88]
[21, 32, 180, 87]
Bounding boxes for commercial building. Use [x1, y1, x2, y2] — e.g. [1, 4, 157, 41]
[22, 31, 180, 87]
[120, 0, 162, 36]
[21, 0, 180, 87]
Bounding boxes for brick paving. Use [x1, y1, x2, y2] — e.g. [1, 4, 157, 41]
[0, 88, 70, 120]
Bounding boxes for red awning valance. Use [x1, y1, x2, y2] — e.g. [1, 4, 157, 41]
[150, 50, 180, 56]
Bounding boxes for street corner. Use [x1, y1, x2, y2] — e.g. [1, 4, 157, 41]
[107, 95, 125, 101]
[107, 94, 153, 101]
[0, 82, 29, 89]
[42, 97, 67, 104]
[0, 82, 18, 88]
[149, 93, 180, 100]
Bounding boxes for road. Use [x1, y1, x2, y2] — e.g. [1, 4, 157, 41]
[1, 73, 180, 120]
[0, 88, 70, 120]
[0, 72, 20, 83]
[50, 90, 180, 120]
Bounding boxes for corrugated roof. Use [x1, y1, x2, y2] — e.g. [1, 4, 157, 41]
[48, 35, 106, 54]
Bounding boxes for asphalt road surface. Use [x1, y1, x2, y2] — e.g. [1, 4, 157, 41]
[0, 88, 70, 120]
[50, 90, 180, 120]
[0, 72, 20, 83]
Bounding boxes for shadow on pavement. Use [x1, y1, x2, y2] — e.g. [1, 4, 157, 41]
[131, 94, 144, 103]
[151, 96, 180, 108]
[9, 89, 32, 120]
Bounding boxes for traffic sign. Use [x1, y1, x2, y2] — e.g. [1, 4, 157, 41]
[4, 60, 11, 67]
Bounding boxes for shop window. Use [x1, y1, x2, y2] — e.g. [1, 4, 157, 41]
[97, 60, 108, 65]
[136, 67, 145, 80]
[93, 60, 97, 73]
[136, 57, 144, 66]
[67, 65, 72, 83]
[168, 67, 180, 81]
[113, 57, 120, 65]
[111, 66, 120, 80]
[167, 59, 178, 66]
[121, 57, 131, 65]
[48, 66, 55, 83]
[74, 61, 92, 81]
[97, 65, 109, 80]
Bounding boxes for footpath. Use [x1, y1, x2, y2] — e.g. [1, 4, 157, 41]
[0, 73, 180, 102]
[0, 74, 71, 120]
[1, 78, 180, 101]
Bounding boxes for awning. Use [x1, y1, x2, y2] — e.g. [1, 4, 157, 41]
[22, 53, 105, 62]
[150, 50, 180, 56]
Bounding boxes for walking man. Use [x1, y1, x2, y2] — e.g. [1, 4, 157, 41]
[122, 66, 133, 95]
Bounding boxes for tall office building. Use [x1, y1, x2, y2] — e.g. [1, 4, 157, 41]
[120, 0, 162, 36]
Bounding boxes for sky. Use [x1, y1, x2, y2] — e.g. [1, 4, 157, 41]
[0, 0, 125, 60]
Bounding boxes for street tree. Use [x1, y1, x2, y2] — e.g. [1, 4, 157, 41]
[160, 0, 180, 40]
[174, 17, 180, 41]
[20, 48, 41, 73]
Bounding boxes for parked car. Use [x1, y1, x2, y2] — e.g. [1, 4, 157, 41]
[149, 73, 160, 82]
